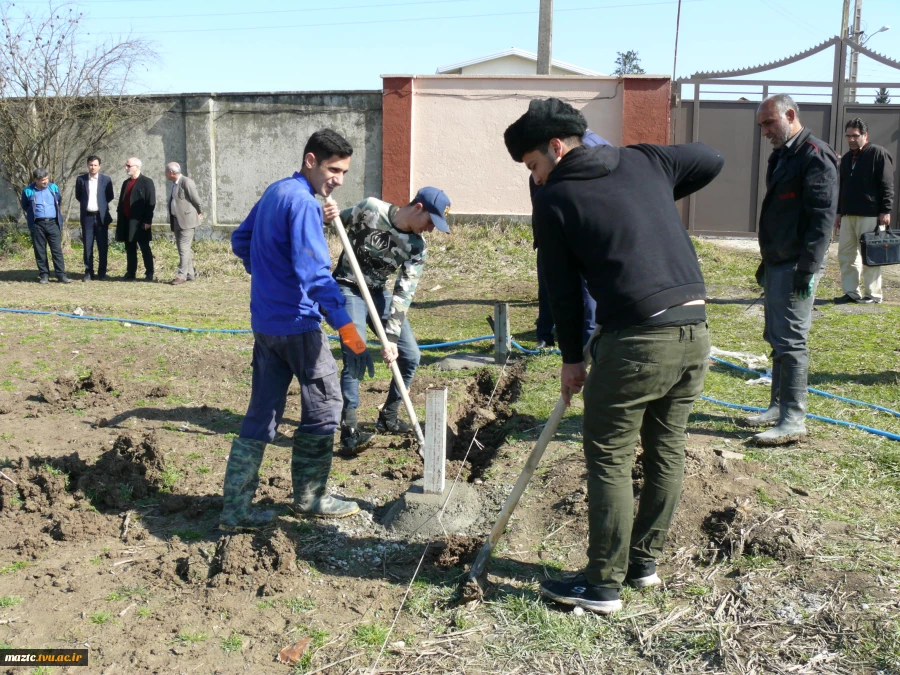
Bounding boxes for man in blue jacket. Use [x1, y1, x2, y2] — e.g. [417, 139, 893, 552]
[20, 168, 71, 284]
[74, 155, 115, 282]
[223, 128, 389, 532]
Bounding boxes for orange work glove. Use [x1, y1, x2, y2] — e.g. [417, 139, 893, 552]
[338, 323, 367, 355]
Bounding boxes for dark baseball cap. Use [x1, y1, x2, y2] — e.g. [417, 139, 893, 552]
[413, 186, 451, 233]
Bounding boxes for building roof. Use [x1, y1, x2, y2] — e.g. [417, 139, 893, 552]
[436, 48, 603, 76]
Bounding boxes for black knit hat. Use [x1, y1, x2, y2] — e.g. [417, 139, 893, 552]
[504, 98, 588, 162]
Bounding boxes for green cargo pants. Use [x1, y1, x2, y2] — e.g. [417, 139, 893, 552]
[582, 322, 709, 589]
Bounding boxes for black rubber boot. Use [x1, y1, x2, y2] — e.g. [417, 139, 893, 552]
[339, 409, 374, 456]
[746, 361, 781, 428]
[754, 365, 807, 446]
[376, 401, 413, 434]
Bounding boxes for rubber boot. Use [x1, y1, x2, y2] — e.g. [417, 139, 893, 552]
[291, 433, 359, 518]
[754, 367, 807, 446]
[745, 361, 781, 428]
[376, 400, 413, 434]
[339, 409, 374, 456]
[219, 438, 277, 533]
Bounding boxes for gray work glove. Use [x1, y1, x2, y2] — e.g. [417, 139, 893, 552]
[346, 350, 375, 381]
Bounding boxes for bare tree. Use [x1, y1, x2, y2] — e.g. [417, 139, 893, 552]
[613, 50, 645, 76]
[0, 1, 158, 241]
[874, 87, 891, 104]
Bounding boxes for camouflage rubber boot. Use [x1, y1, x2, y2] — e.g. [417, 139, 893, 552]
[376, 400, 413, 434]
[219, 437, 277, 533]
[746, 361, 781, 428]
[291, 433, 360, 518]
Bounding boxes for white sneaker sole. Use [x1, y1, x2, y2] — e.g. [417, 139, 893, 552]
[628, 573, 661, 589]
[540, 588, 622, 614]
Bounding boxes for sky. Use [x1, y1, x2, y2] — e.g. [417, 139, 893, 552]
[7, 0, 900, 100]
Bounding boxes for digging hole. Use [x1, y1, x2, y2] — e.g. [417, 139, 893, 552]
[447, 363, 535, 482]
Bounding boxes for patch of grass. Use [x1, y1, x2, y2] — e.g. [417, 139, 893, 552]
[171, 529, 203, 541]
[137, 606, 152, 619]
[185, 452, 203, 461]
[256, 599, 276, 610]
[353, 622, 390, 648]
[294, 626, 330, 671]
[89, 610, 113, 625]
[487, 590, 617, 656]
[0, 596, 22, 608]
[89, 556, 102, 566]
[174, 630, 208, 644]
[0, 561, 28, 575]
[221, 633, 243, 653]
[159, 466, 183, 492]
[282, 596, 316, 614]
[105, 585, 149, 602]
[195, 466, 211, 475]
[330, 470, 350, 485]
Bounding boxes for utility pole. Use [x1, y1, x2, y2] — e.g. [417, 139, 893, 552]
[848, 0, 862, 102]
[672, 0, 683, 83]
[840, 0, 851, 40]
[536, 0, 553, 75]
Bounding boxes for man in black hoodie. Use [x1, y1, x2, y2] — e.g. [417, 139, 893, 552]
[504, 98, 724, 615]
[749, 95, 838, 446]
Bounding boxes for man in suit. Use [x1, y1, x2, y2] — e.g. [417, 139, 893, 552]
[20, 167, 71, 284]
[748, 94, 838, 446]
[116, 157, 156, 281]
[165, 162, 203, 285]
[74, 155, 115, 282]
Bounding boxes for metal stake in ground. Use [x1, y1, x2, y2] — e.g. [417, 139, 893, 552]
[326, 199, 426, 448]
[462, 395, 568, 600]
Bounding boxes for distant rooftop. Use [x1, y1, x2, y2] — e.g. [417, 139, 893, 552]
[437, 48, 603, 77]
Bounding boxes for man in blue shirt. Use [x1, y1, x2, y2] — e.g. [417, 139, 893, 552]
[223, 129, 389, 532]
[20, 168, 71, 284]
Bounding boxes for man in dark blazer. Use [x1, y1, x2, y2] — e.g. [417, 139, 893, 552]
[74, 155, 115, 281]
[116, 157, 156, 281]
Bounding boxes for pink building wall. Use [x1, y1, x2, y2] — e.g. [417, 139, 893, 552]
[382, 74, 671, 216]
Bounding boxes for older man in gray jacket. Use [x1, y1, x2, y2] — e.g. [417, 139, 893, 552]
[165, 162, 203, 285]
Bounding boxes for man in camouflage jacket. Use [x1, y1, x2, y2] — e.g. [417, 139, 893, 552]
[324, 187, 451, 454]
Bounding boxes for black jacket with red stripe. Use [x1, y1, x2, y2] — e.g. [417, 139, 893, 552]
[758, 127, 838, 273]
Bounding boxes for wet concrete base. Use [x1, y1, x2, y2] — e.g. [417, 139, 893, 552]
[382, 479, 481, 539]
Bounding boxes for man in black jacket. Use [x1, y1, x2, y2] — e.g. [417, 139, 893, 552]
[835, 117, 894, 304]
[116, 157, 156, 281]
[504, 98, 724, 615]
[749, 95, 838, 446]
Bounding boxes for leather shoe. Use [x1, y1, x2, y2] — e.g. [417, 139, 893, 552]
[170, 277, 186, 286]
[38, 275, 49, 285]
[82, 273, 91, 282]
[57, 275, 72, 284]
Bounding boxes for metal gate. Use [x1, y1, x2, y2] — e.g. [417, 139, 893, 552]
[673, 36, 900, 237]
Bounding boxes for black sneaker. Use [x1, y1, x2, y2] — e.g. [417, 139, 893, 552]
[376, 413, 413, 434]
[82, 273, 91, 283]
[539, 575, 622, 614]
[626, 560, 662, 589]
[856, 296, 874, 304]
[38, 275, 49, 285]
[535, 339, 555, 351]
[121, 274, 136, 281]
[339, 426, 375, 456]
[833, 294, 855, 304]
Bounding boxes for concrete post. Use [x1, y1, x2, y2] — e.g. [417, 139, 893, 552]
[536, 0, 553, 75]
[423, 387, 447, 495]
[494, 302, 510, 365]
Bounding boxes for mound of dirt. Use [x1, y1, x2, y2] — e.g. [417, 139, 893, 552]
[62, 433, 166, 510]
[703, 498, 813, 561]
[209, 529, 299, 592]
[426, 534, 480, 568]
[39, 366, 118, 405]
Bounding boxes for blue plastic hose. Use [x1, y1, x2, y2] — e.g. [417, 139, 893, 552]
[710, 355, 900, 419]
[3, 306, 898, 442]
[700, 395, 900, 442]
